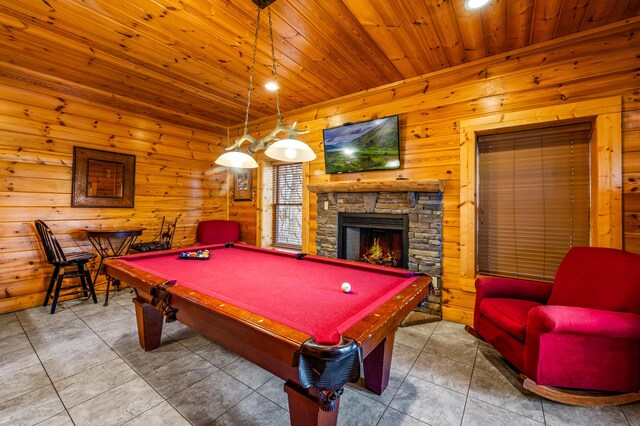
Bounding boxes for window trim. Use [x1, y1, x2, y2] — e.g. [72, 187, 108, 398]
[459, 97, 622, 292]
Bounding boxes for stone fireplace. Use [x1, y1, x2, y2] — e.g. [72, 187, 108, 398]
[309, 180, 444, 318]
[338, 213, 409, 268]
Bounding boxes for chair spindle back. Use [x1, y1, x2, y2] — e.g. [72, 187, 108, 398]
[34, 220, 68, 264]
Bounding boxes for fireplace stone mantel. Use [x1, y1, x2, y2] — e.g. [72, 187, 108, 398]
[309, 179, 444, 210]
[307, 179, 444, 194]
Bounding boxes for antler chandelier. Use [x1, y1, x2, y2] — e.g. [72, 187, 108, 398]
[215, 0, 316, 169]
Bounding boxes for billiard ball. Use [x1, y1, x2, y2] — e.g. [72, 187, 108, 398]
[341, 282, 351, 293]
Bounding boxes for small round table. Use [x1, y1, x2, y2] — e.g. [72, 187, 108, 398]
[86, 228, 144, 305]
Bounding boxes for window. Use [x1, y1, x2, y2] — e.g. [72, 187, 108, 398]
[460, 97, 622, 292]
[476, 123, 591, 281]
[271, 163, 303, 249]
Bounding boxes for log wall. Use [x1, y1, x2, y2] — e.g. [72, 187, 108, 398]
[230, 19, 640, 325]
[0, 73, 229, 314]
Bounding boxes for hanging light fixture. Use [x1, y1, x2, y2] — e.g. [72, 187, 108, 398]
[215, 0, 316, 169]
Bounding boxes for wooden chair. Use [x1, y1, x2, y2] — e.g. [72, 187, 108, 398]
[34, 220, 98, 314]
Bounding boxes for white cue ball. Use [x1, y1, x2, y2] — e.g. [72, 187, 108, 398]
[341, 282, 351, 293]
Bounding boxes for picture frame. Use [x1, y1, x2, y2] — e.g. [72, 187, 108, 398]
[72, 147, 136, 208]
[233, 168, 252, 201]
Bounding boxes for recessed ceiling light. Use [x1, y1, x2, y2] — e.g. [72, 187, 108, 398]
[265, 81, 279, 91]
[464, 0, 491, 10]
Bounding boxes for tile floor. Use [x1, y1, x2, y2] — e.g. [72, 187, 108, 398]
[0, 290, 638, 426]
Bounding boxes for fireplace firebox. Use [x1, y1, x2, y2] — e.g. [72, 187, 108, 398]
[337, 213, 409, 269]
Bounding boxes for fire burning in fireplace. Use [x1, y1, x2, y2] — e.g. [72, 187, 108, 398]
[361, 237, 397, 267]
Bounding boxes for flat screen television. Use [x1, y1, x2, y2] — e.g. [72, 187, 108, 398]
[323, 115, 400, 174]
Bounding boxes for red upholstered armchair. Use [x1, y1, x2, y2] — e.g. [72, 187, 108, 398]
[470, 247, 640, 406]
[194, 220, 241, 245]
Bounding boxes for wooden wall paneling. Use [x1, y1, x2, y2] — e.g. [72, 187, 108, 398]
[230, 20, 640, 325]
[0, 74, 229, 314]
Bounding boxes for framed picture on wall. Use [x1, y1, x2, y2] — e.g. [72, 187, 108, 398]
[233, 169, 252, 201]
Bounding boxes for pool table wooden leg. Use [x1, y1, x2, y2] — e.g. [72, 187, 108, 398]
[133, 298, 164, 351]
[363, 331, 395, 395]
[284, 381, 340, 426]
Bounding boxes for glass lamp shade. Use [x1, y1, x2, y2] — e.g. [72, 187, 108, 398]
[214, 151, 259, 169]
[264, 138, 317, 162]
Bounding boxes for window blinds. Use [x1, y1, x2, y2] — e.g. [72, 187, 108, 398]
[477, 123, 591, 282]
[271, 163, 303, 249]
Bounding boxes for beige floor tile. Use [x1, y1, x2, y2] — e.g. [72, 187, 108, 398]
[422, 333, 478, 366]
[462, 397, 544, 426]
[390, 375, 467, 426]
[222, 357, 274, 390]
[542, 399, 629, 426]
[0, 346, 40, 378]
[337, 388, 388, 426]
[124, 401, 190, 426]
[391, 342, 421, 374]
[408, 351, 473, 394]
[168, 370, 252, 425]
[212, 392, 289, 426]
[141, 352, 219, 398]
[469, 366, 543, 422]
[0, 384, 65, 425]
[395, 321, 437, 350]
[68, 377, 163, 426]
[42, 341, 119, 382]
[378, 407, 430, 425]
[0, 363, 51, 405]
[54, 358, 138, 408]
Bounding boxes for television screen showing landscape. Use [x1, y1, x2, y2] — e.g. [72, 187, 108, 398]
[323, 116, 400, 174]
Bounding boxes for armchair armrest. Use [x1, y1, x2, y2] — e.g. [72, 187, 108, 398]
[529, 305, 640, 339]
[475, 277, 552, 304]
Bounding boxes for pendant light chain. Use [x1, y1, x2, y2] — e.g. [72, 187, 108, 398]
[243, 6, 262, 136]
[215, 1, 315, 168]
[267, 6, 282, 120]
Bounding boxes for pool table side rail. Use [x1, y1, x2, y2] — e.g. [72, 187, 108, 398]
[342, 275, 431, 357]
[166, 285, 308, 384]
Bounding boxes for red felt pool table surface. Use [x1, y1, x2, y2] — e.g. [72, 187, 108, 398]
[117, 244, 419, 344]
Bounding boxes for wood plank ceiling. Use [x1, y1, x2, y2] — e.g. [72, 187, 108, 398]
[1, 0, 638, 131]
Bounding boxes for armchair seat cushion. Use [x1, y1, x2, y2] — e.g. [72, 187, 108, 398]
[480, 298, 543, 343]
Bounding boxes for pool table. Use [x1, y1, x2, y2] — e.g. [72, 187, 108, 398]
[104, 243, 431, 426]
